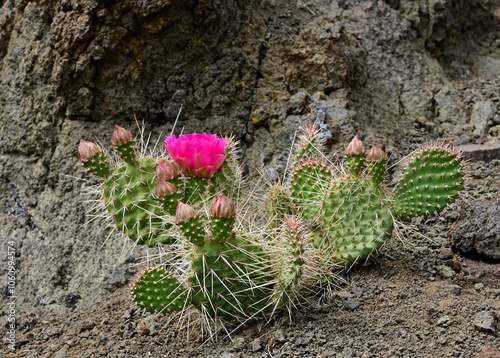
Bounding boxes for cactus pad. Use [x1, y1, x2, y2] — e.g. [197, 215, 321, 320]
[131, 266, 188, 314]
[393, 146, 465, 218]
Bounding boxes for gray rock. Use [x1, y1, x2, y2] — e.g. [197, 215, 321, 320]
[437, 315, 451, 327]
[437, 265, 455, 280]
[451, 200, 500, 260]
[458, 143, 500, 163]
[470, 101, 497, 136]
[474, 311, 497, 333]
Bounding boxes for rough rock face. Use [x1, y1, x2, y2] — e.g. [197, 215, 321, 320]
[0, 0, 499, 355]
[451, 200, 500, 261]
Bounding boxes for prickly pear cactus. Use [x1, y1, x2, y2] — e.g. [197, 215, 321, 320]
[282, 127, 465, 268]
[78, 125, 465, 336]
[78, 127, 240, 247]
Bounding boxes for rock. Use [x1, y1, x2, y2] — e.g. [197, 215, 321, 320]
[458, 143, 500, 163]
[472, 56, 500, 78]
[249, 338, 262, 352]
[295, 332, 313, 346]
[451, 200, 500, 260]
[274, 329, 286, 342]
[474, 283, 485, 292]
[438, 247, 454, 260]
[437, 265, 455, 280]
[478, 346, 500, 358]
[470, 101, 497, 136]
[474, 311, 497, 333]
[344, 297, 360, 310]
[437, 315, 451, 327]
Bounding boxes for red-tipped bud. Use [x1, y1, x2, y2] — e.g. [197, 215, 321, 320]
[175, 202, 197, 223]
[156, 179, 177, 198]
[112, 125, 133, 146]
[209, 193, 236, 218]
[346, 135, 366, 156]
[157, 160, 179, 180]
[78, 140, 102, 161]
[367, 143, 387, 162]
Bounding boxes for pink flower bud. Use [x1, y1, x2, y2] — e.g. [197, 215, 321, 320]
[209, 193, 236, 218]
[367, 143, 387, 162]
[112, 125, 133, 146]
[156, 179, 177, 198]
[78, 140, 102, 161]
[346, 135, 366, 156]
[175, 202, 197, 223]
[157, 160, 179, 180]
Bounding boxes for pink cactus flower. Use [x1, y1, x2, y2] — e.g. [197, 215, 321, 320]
[164, 133, 227, 178]
[78, 140, 102, 161]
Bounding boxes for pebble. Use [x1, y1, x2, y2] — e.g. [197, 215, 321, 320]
[249, 338, 262, 351]
[474, 311, 497, 333]
[437, 265, 455, 279]
[475, 283, 485, 292]
[437, 315, 451, 327]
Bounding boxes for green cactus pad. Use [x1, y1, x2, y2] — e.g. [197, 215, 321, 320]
[157, 191, 180, 217]
[274, 219, 305, 299]
[177, 216, 206, 246]
[346, 153, 367, 177]
[292, 127, 324, 166]
[322, 178, 393, 266]
[210, 216, 236, 243]
[82, 151, 110, 178]
[290, 159, 333, 221]
[393, 146, 465, 218]
[131, 266, 189, 314]
[188, 237, 272, 321]
[368, 159, 387, 186]
[114, 141, 137, 165]
[103, 158, 174, 246]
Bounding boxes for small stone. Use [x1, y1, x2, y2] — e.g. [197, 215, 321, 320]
[274, 329, 286, 342]
[249, 338, 262, 352]
[474, 311, 497, 333]
[477, 346, 500, 358]
[351, 286, 364, 298]
[452, 285, 462, 296]
[475, 283, 485, 292]
[437, 265, 455, 280]
[296, 332, 313, 346]
[232, 337, 246, 350]
[344, 297, 360, 310]
[437, 315, 451, 326]
[438, 247, 454, 260]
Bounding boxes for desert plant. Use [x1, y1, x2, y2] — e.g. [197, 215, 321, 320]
[78, 125, 465, 334]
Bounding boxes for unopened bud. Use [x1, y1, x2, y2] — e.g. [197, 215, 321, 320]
[209, 193, 236, 218]
[156, 179, 177, 198]
[157, 160, 179, 180]
[367, 143, 387, 162]
[78, 140, 102, 161]
[175, 202, 197, 223]
[112, 125, 133, 146]
[346, 135, 366, 156]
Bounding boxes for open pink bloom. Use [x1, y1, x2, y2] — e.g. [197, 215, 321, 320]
[164, 133, 227, 178]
